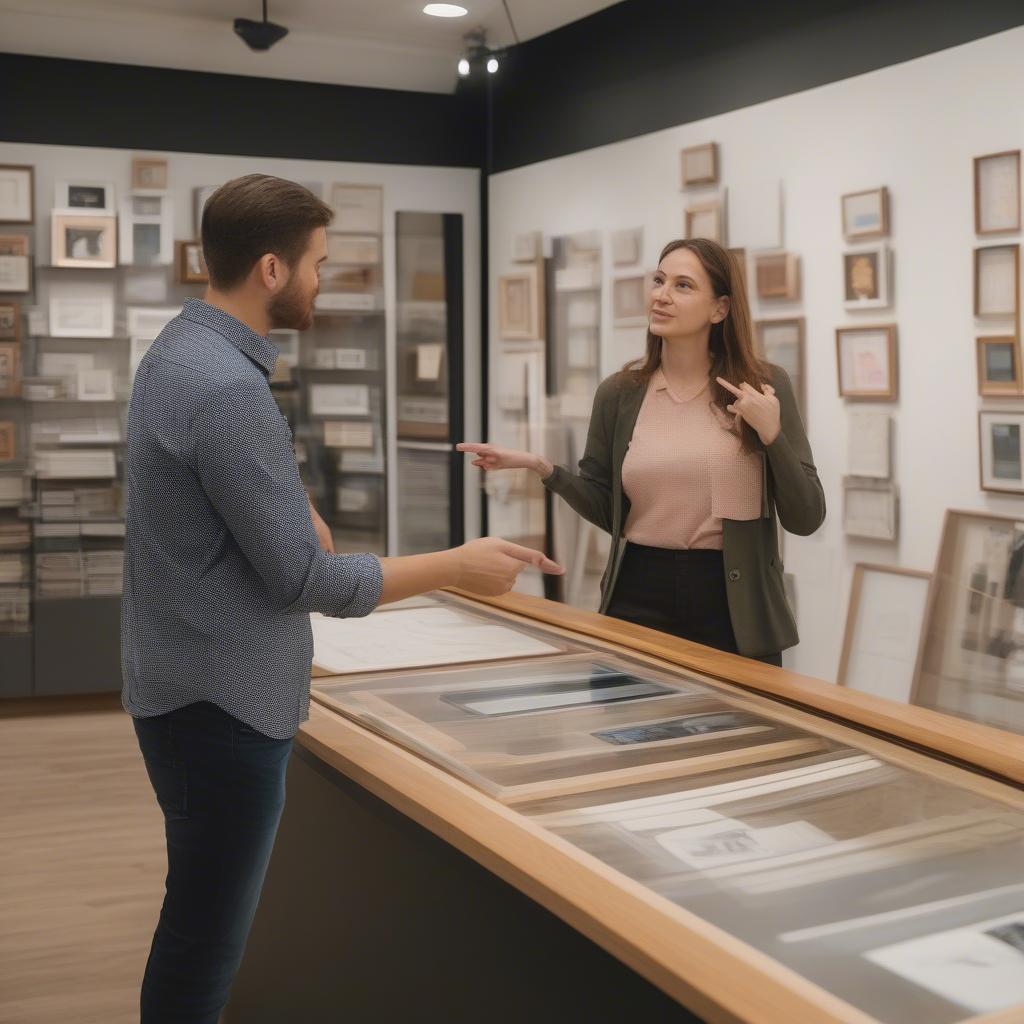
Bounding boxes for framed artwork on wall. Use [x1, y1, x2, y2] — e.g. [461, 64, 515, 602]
[51, 212, 117, 269]
[684, 198, 725, 243]
[176, 241, 208, 284]
[498, 265, 543, 340]
[131, 157, 168, 191]
[49, 284, 115, 338]
[842, 477, 899, 541]
[841, 186, 889, 239]
[680, 142, 718, 186]
[127, 306, 178, 339]
[754, 318, 805, 420]
[974, 244, 1020, 318]
[0, 165, 34, 223]
[979, 410, 1024, 494]
[836, 324, 898, 400]
[329, 184, 383, 234]
[54, 180, 115, 213]
[611, 227, 643, 267]
[977, 337, 1021, 396]
[612, 275, 648, 326]
[0, 420, 14, 462]
[512, 231, 543, 263]
[728, 180, 783, 251]
[0, 301, 20, 344]
[120, 194, 174, 266]
[0, 234, 28, 256]
[974, 151, 1021, 235]
[843, 244, 891, 310]
[754, 252, 800, 300]
[0, 342, 21, 397]
[837, 563, 931, 702]
[0, 254, 30, 293]
[847, 410, 892, 479]
[327, 234, 380, 265]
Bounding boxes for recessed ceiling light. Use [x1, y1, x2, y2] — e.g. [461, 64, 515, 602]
[423, 3, 468, 16]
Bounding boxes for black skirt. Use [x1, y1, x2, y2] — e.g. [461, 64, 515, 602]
[605, 542, 781, 666]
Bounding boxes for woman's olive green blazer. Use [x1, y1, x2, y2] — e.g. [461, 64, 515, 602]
[542, 366, 825, 657]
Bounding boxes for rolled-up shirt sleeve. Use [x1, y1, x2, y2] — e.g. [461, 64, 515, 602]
[192, 376, 382, 617]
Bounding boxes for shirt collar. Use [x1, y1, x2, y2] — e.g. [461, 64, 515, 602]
[652, 366, 684, 404]
[180, 297, 279, 377]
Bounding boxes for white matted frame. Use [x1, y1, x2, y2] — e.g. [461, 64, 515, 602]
[837, 564, 931, 702]
[974, 150, 1021, 235]
[127, 306, 179, 339]
[979, 410, 1024, 494]
[843, 245, 891, 310]
[974, 244, 1020, 319]
[0, 254, 31, 293]
[847, 410, 892, 479]
[842, 476, 898, 541]
[119, 194, 174, 266]
[841, 186, 889, 239]
[48, 284, 115, 339]
[836, 325, 898, 400]
[498, 265, 543, 340]
[728, 180, 783, 251]
[0, 165, 34, 223]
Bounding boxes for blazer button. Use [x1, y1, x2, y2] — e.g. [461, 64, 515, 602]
[728, 569, 741, 582]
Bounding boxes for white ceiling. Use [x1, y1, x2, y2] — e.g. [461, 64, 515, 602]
[0, 0, 620, 93]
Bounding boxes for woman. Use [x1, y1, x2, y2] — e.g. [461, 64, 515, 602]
[459, 238, 825, 665]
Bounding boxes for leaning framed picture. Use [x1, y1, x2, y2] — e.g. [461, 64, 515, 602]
[754, 252, 800, 300]
[680, 142, 718, 186]
[836, 324, 898, 400]
[842, 476, 899, 541]
[612, 275, 648, 326]
[131, 157, 168, 191]
[841, 186, 889, 239]
[977, 336, 1021, 396]
[498, 265, 543, 340]
[684, 198, 725, 243]
[974, 150, 1021, 235]
[843, 245, 891, 310]
[974, 244, 1020, 319]
[54, 180, 115, 213]
[52, 212, 117, 269]
[837, 563, 931, 701]
[754, 318, 805, 420]
[0, 301, 21, 344]
[176, 240, 208, 284]
[979, 410, 1024, 494]
[0, 165, 34, 223]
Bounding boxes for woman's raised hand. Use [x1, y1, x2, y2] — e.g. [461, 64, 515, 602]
[716, 377, 781, 446]
[456, 442, 552, 477]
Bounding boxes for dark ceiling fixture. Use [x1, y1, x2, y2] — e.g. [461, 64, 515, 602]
[234, 0, 289, 51]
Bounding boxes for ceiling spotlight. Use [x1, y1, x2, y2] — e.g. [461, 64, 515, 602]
[234, 0, 288, 51]
[486, 56, 499, 74]
[457, 57, 471, 77]
[424, 3, 468, 15]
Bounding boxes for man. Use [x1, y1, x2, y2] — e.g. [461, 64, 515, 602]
[122, 173, 561, 1023]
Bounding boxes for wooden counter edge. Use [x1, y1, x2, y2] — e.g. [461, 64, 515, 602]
[443, 588, 1024, 787]
[299, 705, 879, 1024]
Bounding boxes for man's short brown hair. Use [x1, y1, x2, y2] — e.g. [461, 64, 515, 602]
[201, 174, 333, 290]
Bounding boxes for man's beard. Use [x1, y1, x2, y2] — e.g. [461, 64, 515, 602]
[268, 275, 315, 331]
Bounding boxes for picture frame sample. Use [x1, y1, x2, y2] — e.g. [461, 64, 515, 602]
[728, 180, 783, 251]
[0, 254, 30, 293]
[127, 306, 178, 339]
[685, 198, 725, 243]
[847, 410, 892, 479]
[842, 477, 899, 541]
[0, 342, 20, 397]
[0, 165, 34, 223]
[612, 275, 648, 326]
[397, 395, 448, 440]
[49, 285, 115, 338]
[841, 186, 889, 239]
[836, 325, 898, 400]
[176, 240, 208, 283]
[308, 383, 371, 418]
[975, 151, 1021, 235]
[611, 227, 643, 266]
[131, 157, 168, 191]
[0, 234, 28, 256]
[119, 194, 174, 267]
[680, 142, 718, 186]
[979, 410, 1024, 494]
[975, 244, 1020, 318]
[498, 265, 543, 340]
[51, 212, 117, 269]
[324, 420, 374, 448]
[329, 184, 383, 234]
[193, 184, 217, 234]
[0, 301, 20, 343]
[511, 231, 542, 263]
[0, 420, 14, 461]
[837, 563, 931, 701]
[54, 181, 115, 213]
[754, 253, 800, 300]
[913, 509, 1024, 731]
[755, 318, 805, 420]
[129, 336, 155, 382]
[326, 233, 380, 265]
[977, 337, 1022, 396]
[843, 245, 891, 310]
[77, 368, 116, 402]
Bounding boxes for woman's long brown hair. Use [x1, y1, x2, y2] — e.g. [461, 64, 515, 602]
[622, 238, 771, 451]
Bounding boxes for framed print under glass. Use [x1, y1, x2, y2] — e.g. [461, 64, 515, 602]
[680, 142, 718, 186]
[0, 342, 20, 397]
[841, 186, 889, 239]
[975, 151, 1021, 235]
[0, 255, 30, 293]
[842, 477, 898, 541]
[979, 410, 1024, 494]
[54, 181, 115, 213]
[0, 301, 20, 344]
[975, 244, 1020, 318]
[685, 198, 725, 243]
[0, 165, 34, 223]
[49, 285, 115, 338]
[755, 318, 805, 420]
[512, 231, 542, 263]
[837, 564, 931, 702]
[611, 227, 643, 266]
[843, 245, 891, 310]
[977, 337, 1022, 396]
[754, 253, 800, 300]
[612, 275, 648, 326]
[498, 265, 543, 340]
[847, 410, 892, 479]
[51, 212, 117, 269]
[176, 240, 208, 283]
[131, 157, 168, 191]
[836, 325, 897, 400]
[329, 184, 383, 234]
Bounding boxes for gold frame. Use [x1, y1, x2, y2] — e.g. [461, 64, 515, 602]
[841, 186, 889, 239]
[974, 150, 1021, 235]
[680, 142, 719, 186]
[176, 240, 209, 284]
[498, 264, 543, 340]
[977, 336, 1022, 396]
[836, 324, 898, 401]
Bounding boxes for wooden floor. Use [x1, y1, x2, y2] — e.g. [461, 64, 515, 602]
[0, 696, 166, 1024]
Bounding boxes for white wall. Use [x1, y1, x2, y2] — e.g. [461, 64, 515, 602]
[487, 26, 1024, 682]
[0, 140, 481, 550]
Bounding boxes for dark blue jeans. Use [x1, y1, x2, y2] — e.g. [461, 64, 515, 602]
[133, 701, 293, 1024]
